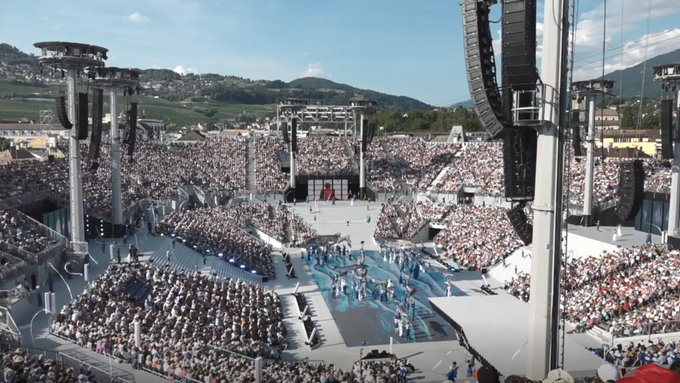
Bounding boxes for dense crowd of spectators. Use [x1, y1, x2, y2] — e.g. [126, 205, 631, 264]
[296, 137, 354, 175]
[252, 136, 288, 193]
[157, 205, 277, 278]
[506, 244, 680, 334]
[157, 201, 316, 277]
[430, 143, 504, 196]
[374, 202, 449, 239]
[0, 208, 55, 254]
[366, 141, 401, 192]
[385, 139, 459, 191]
[375, 202, 522, 268]
[435, 204, 524, 268]
[52, 264, 287, 382]
[0, 347, 93, 383]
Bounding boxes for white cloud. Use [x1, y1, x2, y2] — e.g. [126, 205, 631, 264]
[173, 65, 198, 75]
[573, 28, 680, 80]
[128, 12, 150, 23]
[304, 62, 324, 77]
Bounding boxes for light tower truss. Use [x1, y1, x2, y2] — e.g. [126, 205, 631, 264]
[277, 104, 356, 124]
[39, 110, 54, 132]
[569, 79, 615, 128]
[34, 41, 108, 256]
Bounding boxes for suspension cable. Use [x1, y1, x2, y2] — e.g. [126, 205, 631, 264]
[599, 0, 608, 147]
[637, 0, 654, 128]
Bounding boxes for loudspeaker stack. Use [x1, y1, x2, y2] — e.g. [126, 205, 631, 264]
[76, 93, 89, 140]
[615, 160, 645, 222]
[660, 99, 674, 159]
[506, 205, 533, 245]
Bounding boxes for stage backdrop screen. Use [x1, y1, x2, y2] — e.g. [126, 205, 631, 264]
[308, 179, 348, 200]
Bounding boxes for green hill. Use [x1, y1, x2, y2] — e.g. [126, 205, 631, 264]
[604, 48, 680, 99]
[0, 43, 432, 125]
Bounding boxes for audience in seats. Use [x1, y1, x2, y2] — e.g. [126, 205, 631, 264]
[429, 143, 504, 196]
[385, 138, 459, 191]
[366, 140, 401, 192]
[52, 265, 287, 382]
[157, 205, 276, 278]
[374, 202, 449, 239]
[435, 205, 524, 268]
[0, 347, 90, 383]
[252, 136, 288, 193]
[506, 244, 680, 334]
[0, 208, 55, 254]
[296, 137, 354, 174]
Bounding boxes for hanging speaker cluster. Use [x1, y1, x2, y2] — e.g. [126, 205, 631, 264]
[89, 89, 104, 163]
[507, 205, 533, 245]
[503, 128, 537, 201]
[55, 96, 73, 130]
[615, 160, 645, 222]
[76, 93, 89, 140]
[282, 123, 290, 145]
[126, 102, 138, 156]
[660, 99, 674, 159]
[501, 0, 537, 91]
[290, 118, 298, 153]
[460, 0, 512, 139]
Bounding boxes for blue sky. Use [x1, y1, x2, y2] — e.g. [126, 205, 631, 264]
[1, 0, 680, 107]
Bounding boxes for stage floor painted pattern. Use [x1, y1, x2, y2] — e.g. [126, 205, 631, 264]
[304, 249, 464, 347]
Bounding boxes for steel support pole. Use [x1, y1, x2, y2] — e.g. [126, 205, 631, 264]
[669, 90, 680, 237]
[110, 87, 123, 225]
[583, 96, 596, 220]
[289, 122, 296, 194]
[67, 68, 85, 245]
[527, 0, 565, 376]
[359, 114, 366, 199]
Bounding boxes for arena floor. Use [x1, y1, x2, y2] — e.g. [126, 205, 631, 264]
[304, 249, 462, 347]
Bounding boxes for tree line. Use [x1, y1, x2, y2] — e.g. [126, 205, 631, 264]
[369, 107, 482, 132]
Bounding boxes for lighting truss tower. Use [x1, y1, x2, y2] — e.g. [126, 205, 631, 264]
[350, 99, 377, 200]
[570, 80, 615, 225]
[39, 110, 54, 132]
[91, 68, 141, 227]
[278, 98, 309, 194]
[34, 41, 108, 254]
[276, 103, 357, 136]
[653, 64, 680, 237]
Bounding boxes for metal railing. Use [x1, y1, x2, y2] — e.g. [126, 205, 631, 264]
[611, 319, 680, 339]
[0, 250, 26, 284]
[0, 241, 39, 265]
[60, 352, 135, 383]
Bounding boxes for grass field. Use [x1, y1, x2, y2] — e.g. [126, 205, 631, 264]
[0, 80, 275, 126]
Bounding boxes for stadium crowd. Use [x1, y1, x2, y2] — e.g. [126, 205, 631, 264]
[252, 136, 288, 193]
[51, 264, 287, 382]
[385, 139, 459, 191]
[374, 201, 449, 239]
[506, 244, 680, 334]
[296, 137, 355, 175]
[366, 141, 402, 192]
[157, 205, 277, 278]
[0, 208, 55, 254]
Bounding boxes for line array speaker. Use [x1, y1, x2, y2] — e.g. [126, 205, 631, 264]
[503, 128, 537, 200]
[76, 93, 89, 140]
[461, 0, 512, 138]
[291, 118, 298, 153]
[614, 160, 645, 222]
[506, 205, 533, 245]
[661, 99, 674, 159]
[501, 0, 538, 90]
[572, 126, 583, 157]
[89, 89, 104, 161]
[502, 70, 513, 124]
[55, 96, 73, 130]
[361, 119, 369, 153]
[282, 122, 290, 144]
[367, 122, 376, 145]
[127, 102, 138, 156]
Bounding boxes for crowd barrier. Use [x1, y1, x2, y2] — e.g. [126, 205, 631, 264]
[0, 340, 134, 383]
[611, 319, 680, 339]
[0, 250, 26, 284]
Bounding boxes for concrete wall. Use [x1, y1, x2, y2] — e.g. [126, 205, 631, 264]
[411, 222, 431, 243]
[251, 228, 284, 250]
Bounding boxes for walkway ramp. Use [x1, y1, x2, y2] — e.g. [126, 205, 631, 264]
[487, 247, 532, 284]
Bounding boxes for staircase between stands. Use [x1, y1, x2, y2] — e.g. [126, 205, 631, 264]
[342, 140, 359, 172]
[246, 139, 257, 192]
[380, 141, 409, 192]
